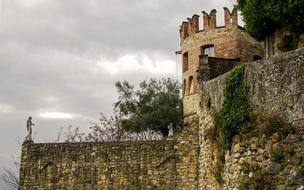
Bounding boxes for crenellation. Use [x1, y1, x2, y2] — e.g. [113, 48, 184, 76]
[201, 11, 210, 30]
[181, 8, 240, 42]
[191, 14, 200, 34]
[187, 18, 194, 36]
[223, 7, 237, 27]
[180, 14, 200, 39]
[209, 9, 217, 29]
[180, 21, 189, 40]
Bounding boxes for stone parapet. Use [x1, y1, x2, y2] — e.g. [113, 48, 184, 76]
[19, 141, 177, 190]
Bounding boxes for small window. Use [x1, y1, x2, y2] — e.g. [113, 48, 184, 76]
[183, 52, 188, 72]
[183, 79, 187, 96]
[188, 76, 193, 94]
[201, 45, 214, 57]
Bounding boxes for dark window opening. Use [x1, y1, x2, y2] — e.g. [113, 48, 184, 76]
[183, 79, 187, 96]
[253, 55, 262, 61]
[188, 76, 193, 94]
[183, 52, 189, 72]
[201, 45, 215, 57]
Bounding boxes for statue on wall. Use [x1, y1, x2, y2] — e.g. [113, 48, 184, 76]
[167, 123, 174, 139]
[26, 116, 35, 141]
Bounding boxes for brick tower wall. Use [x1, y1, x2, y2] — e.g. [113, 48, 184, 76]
[180, 7, 263, 117]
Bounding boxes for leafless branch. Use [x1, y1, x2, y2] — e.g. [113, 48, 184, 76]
[0, 157, 20, 190]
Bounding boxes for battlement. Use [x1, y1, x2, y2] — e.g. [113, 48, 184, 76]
[180, 7, 238, 40]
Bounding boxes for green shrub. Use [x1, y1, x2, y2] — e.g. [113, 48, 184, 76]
[255, 115, 265, 125]
[239, 181, 249, 190]
[212, 65, 250, 184]
[271, 149, 284, 162]
[277, 34, 298, 51]
[299, 165, 304, 176]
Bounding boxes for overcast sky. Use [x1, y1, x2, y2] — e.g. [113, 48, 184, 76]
[0, 0, 237, 188]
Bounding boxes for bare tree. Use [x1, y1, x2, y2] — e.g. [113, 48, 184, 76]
[55, 113, 163, 143]
[85, 114, 124, 142]
[55, 126, 64, 142]
[0, 157, 19, 190]
[58, 113, 162, 143]
[63, 125, 85, 143]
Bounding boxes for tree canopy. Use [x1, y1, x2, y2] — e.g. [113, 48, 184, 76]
[237, 0, 304, 41]
[114, 78, 182, 136]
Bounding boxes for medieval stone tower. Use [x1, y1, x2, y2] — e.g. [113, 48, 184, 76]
[180, 7, 263, 118]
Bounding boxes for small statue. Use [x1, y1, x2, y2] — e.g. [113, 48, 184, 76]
[26, 116, 35, 141]
[167, 123, 174, 139]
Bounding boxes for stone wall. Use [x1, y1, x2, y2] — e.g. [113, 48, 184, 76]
[19, 122, 201, 190]
[19, 140, 177, 190]
[183, 93, 200, 117]
[245, 48, 304, 127]
[201, 47, 304, 126]
[175, 115, 200, 190]
[198, 107, 222, 190]
[223, 130, 304, 189]
[198, 48, 304, 189]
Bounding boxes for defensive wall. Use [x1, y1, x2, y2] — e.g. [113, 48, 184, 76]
[19, 140, 177, 190]
[19, 118, 200, 190]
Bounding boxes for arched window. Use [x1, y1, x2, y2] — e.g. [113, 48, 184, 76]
[201, 44, 214, 57]
[188, 76, 193, 94]
[183, 79, 187, 96]
[183, 52, 188, 72]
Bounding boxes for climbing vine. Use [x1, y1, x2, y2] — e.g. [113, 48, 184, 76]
[216, 64, 250, 151]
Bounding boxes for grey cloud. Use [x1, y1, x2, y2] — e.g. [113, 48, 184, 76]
[1, 0, 236, 59]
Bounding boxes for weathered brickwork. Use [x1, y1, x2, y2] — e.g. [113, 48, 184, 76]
[180, 7, 263, 116]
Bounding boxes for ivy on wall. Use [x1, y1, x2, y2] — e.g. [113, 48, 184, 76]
[216, 64, 250, 150]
